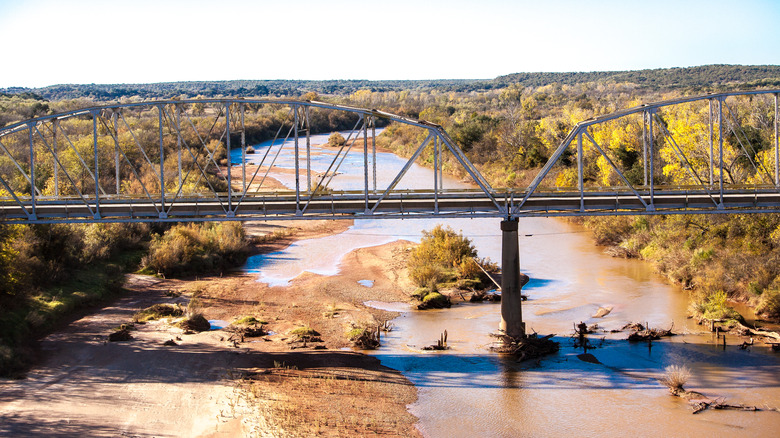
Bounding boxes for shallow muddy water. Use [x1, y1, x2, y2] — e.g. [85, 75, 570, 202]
[238, 134, 780, 437]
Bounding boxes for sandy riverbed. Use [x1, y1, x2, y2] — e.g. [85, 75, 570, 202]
[0, 220, 422, 437]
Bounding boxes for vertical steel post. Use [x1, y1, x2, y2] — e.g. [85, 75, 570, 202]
[158, 105, 165, 217]
[718, 98, 724, 205]
[709, 99, 714, 185]
[577, 130, 584, 212]
[176, 105, 182, 189]
[294, 105, 300, 213]
[438, 127, 443, 192]
[642, 112, 648, 186]
[226, 102, 232, 215]
[648, 111, 654, 208]
[113, 111, 120, 194]
[363, 116, 369, 212]
[52, 118, 59, 197]
[93, 113, 100, 219]
[775, 93, 779, 187]
[305, 105, 311, 194]
[372, 116, 376, 192]
[241, 103, 246, 193]
[28, 123, 36, 220]
[433, 133, 439, 214]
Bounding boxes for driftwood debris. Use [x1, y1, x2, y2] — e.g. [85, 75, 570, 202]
[698, 317, 780, 348]
[731, 321, 780, 342]
[353, 326, 381, 349]
[662, 365, 777, 414]
[469, 290, 502, 302]
[108, 328, 132, 342]
[627, 323, 675, 342]
[490, 333, 559, 362]
[423, 330, 449, 351]
[670, 388, 773, 414]
[225, 324, 268, 345]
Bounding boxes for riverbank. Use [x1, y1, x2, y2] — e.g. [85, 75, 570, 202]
[0, 220, 422, 437]
[576, 215, 780, 323]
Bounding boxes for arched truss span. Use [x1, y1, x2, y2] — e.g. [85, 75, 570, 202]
[0, 99, 498, 223]
[0, 91, 779, 224]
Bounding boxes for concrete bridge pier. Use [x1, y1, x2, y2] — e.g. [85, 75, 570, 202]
[499, 219, 526, 338]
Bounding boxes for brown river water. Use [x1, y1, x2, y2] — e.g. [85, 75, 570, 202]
[367, 217, 780, 437]
[240, 135, 780, 437]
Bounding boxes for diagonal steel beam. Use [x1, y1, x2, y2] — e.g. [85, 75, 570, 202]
[583, 130, 648, 209]
[654, 114, 719, 207]
[181, 110, 230, 189]
[52, 119, 108, 196]
[368, 132, 434, 215]
[514, 127, 579, 213]
[436, 129, 503, 214]
[235, 108, 294, 207]
[0, 171, 32, 219]
[160, 107, 227, 215]
[723, 101, 774, 184]
[118, 111, 161, 181]
[0, 137, 41, 197]
[323, 115, 365, 189]
[32, 125, 96, 216]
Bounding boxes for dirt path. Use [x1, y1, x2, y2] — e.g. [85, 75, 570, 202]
[0, 223, 421, 437]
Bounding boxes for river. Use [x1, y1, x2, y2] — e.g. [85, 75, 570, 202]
[233, 133, 780, 437]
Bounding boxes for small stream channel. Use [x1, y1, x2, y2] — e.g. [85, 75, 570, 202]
[235, 133, 780, 437]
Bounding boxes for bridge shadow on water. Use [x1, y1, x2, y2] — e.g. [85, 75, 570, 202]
[3, 334, 780, 421]
[521, 277, 556, 291]
[370, 335, 780, 391]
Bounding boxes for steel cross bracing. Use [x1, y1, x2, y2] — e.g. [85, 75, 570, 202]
[0, 91, 779, 225]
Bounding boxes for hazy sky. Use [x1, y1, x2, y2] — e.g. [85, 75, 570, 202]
[0, 0, 778, 87]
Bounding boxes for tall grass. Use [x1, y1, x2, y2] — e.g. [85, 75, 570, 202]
[660, 365, 691, 391]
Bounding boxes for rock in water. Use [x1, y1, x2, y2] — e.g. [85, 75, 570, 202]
[592, 306, 613, 318]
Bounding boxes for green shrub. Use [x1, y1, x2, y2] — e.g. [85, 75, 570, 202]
[695, 291, 743, 322]
[756, 289, 780, 319]
[234, 316, 264, 325]
[421, 292, 450, 309]
[141, 222, 250, 277]
[133, 304, 184, 323]
[328, 132, 346, 147]
[409, 264, 446, 288]
[290, 325, 319, 337]
[408, 225, 489, 289]
[177, 312, 210, 332]
[347, 326, 380, 349]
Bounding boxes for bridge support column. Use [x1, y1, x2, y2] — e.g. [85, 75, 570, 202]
[499, 219, 526, 338]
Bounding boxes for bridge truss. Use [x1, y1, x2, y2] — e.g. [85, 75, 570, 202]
[0, 90, 778, 224]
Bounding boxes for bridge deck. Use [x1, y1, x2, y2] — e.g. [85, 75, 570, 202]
[3, 188, 780, 223]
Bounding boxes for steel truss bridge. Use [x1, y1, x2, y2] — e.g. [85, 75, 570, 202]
[0, 90, 779, 224]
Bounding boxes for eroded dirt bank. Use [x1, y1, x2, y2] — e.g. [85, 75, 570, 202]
[0, 221, 421, 437]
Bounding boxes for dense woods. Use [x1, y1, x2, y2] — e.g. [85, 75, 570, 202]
[2, 64, 780, 375]
[3, 64, 780, 104]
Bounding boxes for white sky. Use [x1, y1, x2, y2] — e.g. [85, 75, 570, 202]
[0, 0, 778, 87]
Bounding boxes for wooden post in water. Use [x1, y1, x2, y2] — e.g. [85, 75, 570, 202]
[499, 219, 526, 338]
